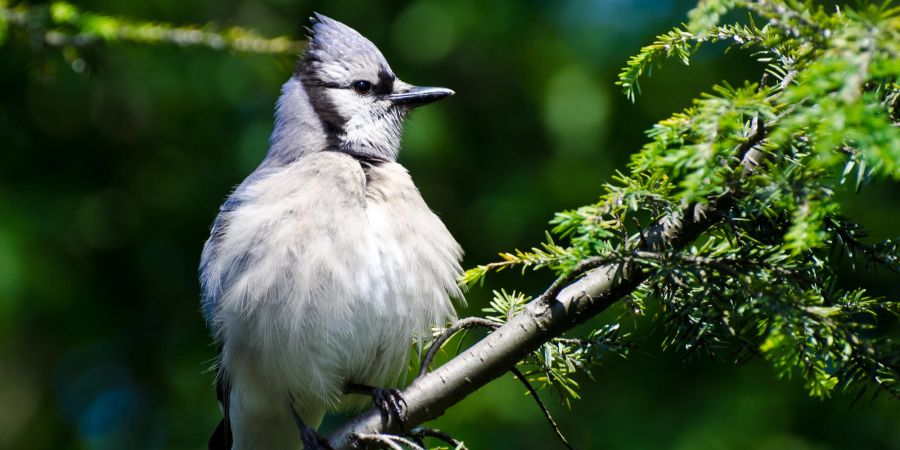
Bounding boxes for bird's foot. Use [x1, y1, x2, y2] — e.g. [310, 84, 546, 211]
[372, 387, 407, 423]
[346, 383, 408, 425]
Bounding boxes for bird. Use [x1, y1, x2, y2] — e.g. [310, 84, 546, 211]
[199, 13, 464, 450]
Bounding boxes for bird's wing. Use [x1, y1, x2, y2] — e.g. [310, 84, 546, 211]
[199, 152, 367, 327]
[199, 167, 273, 325]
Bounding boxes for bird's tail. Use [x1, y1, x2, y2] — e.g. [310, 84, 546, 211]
[208, 417, 232, 450]
[209, 353, 233, 450]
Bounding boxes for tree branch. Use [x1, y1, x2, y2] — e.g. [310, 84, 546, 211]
[326, 198, 728, 448]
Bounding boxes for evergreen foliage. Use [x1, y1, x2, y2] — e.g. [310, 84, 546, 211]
[466, 0, 900, 404]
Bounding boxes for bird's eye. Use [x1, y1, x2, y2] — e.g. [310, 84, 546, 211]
[352, 80, 373, 95]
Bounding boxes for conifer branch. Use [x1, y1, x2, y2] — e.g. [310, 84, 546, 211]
[328, 191, 741, 448]
[0, 2, 303, 54]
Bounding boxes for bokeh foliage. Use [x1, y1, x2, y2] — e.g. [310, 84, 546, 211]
[1, 1, 898, 449]
[0, 1, 303, 54]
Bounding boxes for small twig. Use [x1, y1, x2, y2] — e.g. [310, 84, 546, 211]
[418, 318, 500, 378]
[409, 427, 465, 449]
[354, 433, 423, 450]
[633, 217, 646, 245]
[826, 216, 899, 273]
[850, 353, 900, 402]
[739, 119, 767, 177]
[757, 72, 769, 92]
[553, 337, 586, 346]
[510, 367, 579, 450]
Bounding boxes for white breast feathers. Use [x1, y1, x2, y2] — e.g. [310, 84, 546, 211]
[200, 151, 463, 432]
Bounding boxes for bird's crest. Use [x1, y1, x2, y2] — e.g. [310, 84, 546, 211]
[298, 13, 391, 81]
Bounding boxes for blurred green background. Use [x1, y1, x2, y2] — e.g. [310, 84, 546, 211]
[2, 0, 899, 449]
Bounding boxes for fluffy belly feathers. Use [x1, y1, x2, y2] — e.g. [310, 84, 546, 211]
[202, 152, 462, 423]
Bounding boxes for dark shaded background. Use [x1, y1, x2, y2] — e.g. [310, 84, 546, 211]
[2, 0, 899, 449]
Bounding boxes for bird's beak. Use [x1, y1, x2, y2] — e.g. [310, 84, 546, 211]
[389, 85, 455, 108]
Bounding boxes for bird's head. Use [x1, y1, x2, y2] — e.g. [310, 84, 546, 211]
[296, 13, 453, 161]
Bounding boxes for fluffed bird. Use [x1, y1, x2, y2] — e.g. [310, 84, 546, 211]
[199, 13, 463, 450]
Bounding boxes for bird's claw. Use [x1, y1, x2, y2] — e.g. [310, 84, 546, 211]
[372, 387, 407, 424]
